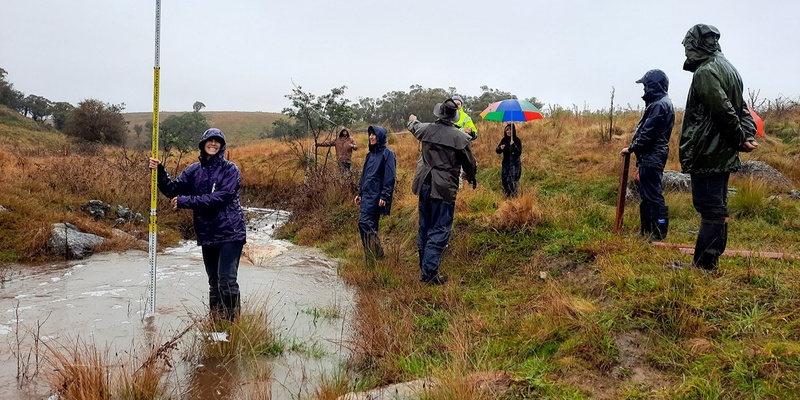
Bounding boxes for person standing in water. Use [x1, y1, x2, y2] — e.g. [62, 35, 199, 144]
[148, 128, 247, 321]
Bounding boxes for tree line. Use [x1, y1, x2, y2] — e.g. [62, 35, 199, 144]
[268, 84, 544, 139]
[3, 66, 549, 150]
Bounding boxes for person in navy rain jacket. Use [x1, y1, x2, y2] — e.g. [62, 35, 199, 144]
[148, 128, 247, 322]
[621, 69, 675, 242]
[354, 125, 396, 263]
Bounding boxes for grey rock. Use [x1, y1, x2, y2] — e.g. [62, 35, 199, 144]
[626, 169, 691, 203]
[115, 205, 145, 225]
[80, 200, 111, 220]
[47, 222, 105, 259]
[736, 160, 793, 188]
[789, 189, 800, 200]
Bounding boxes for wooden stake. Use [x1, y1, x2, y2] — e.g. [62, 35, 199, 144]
[614, 152, 631, 233]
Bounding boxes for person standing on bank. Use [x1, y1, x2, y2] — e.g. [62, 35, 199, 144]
[496, 123, 523, 198]
[407, 98, 478, 285]
[678, 24, 758, 271]
[148, 128, 247, 321]
[317, 128, 358, 172]
[354, 125, 396, 262]
[451, 95, 478, 141]
[620, 69, 675, 242]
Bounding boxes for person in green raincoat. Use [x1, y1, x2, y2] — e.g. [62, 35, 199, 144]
[677, 24, 759, 271]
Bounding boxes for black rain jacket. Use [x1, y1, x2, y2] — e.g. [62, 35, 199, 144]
[629, 69, 675, 169]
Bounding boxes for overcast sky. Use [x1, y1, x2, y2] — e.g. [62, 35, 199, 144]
[2, 0, 798, 114]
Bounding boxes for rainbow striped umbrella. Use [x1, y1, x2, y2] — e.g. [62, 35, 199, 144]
[480, 99, 543, 122]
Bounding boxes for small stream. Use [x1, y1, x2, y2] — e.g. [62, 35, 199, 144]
[0, 208, 356, 399]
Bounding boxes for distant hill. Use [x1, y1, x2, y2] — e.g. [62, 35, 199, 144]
[123, 111, 286, 148]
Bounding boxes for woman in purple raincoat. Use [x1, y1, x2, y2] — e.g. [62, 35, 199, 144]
[148, 128, 246, 321]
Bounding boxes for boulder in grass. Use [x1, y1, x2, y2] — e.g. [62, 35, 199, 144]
[80, 200, 111, 220]
[115, 205, 145, 225]
[47, 222, 105, 259]
[736, 160, 793, 188]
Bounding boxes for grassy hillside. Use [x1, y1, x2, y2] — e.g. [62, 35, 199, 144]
[123, 111, 285, 148]
[0, 105, 68, 153]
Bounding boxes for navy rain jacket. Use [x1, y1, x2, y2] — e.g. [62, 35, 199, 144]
[628, 69, 675, 169]
[156, 128, 247, 245]
[358, 125, 396, 215]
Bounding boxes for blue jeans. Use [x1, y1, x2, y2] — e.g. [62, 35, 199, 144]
[417, 181, 455, 280]
[202, 241, 243, 305]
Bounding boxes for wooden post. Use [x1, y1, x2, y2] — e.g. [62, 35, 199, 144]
[614, 152, 631, 233]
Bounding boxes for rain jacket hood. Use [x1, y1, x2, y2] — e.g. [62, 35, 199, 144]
[368, 125, 388, 153]
[199, 128, 227, 161]
[637, 69, 669, 104]
[682, 24, 722, 72]
[628, 71, 674, 169]
[339, 128, 350, 138]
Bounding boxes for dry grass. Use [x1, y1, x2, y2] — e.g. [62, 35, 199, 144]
[5, 106, 800, 398]
[43, 337, 172, 400]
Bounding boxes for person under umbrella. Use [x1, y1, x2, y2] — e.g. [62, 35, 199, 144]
[495, 123, 522, 198]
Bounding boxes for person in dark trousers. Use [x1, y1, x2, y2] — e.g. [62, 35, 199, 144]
[678, 24, 758, 271]
[318, 128, 358, 172]
[407, 98, 478, 285]
[496, 123, 523, 198]
[354, 125, 396, 263]
[621, 69, 675, 242]
[148, 128, 247, 321]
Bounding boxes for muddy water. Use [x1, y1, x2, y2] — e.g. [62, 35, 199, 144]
[0, 209, 356, 399]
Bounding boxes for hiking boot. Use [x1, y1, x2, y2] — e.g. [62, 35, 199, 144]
[422, 274, 448, 285]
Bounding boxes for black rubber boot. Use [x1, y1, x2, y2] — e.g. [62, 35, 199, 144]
[693, 219, 726, 271]
[650, 206, 669, 242]
[221, 294, 240, 322]
[364, 232, 384, 263]
[209, 290, 224, 321]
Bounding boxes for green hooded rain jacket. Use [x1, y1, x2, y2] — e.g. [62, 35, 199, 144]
[679, 24, 756, 174]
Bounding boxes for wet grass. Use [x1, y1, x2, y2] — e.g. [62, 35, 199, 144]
[4, 106, 800, 398]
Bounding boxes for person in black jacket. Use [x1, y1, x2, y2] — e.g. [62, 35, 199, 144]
[621, 69, 675, 242]
[496, 123, 523, 198]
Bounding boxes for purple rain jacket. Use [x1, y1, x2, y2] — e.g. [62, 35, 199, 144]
[156, 128, 247, 245]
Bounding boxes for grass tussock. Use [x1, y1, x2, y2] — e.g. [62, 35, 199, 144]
[43, 338, 170, 400]
[190, 296, 283, 359]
